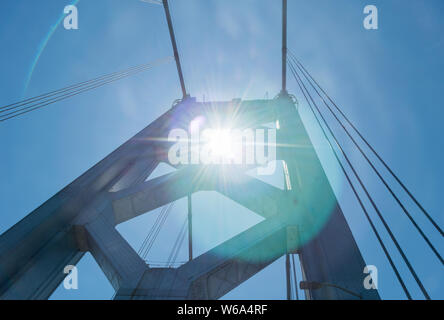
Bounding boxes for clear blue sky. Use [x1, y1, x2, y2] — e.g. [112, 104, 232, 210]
[0, 0, 442, 300]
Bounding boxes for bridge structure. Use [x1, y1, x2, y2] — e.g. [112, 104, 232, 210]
[0, 1, 441, 300]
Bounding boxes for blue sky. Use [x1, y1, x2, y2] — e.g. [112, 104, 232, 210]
[0, 0, 443, 299]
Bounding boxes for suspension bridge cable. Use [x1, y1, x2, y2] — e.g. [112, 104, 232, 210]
[123, 204, 171, 300]
[0, 59, 171, 113]
[1, 65, 159, 121]
[288, 58, 430, 299]
[287, 59, 412, 299]
[0, 56, 173, 122]
[291, 254, 299, 300]
[141, 214, 166, 260]
[162, 0, 188, 98]
[142, 205, 170, 259]
[1, 58, 171, 121]
[138, 204, 168, 256]
[139, 205, 169, 259]
[289, 54, 443, 265]
[289, 262, 295, 300]
[166, 217, 187, 266]
[1, 64, 156, 121]
[170, 220, 188, 267]
[142, 202, 175, 259]
[172, 223, 187, 265]
[165, 220, 188, 297]
[288, 50, 443, 238]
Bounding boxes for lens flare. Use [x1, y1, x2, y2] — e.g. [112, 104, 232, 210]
[23, 0, 81, 97]
[204, 128, 235, 160]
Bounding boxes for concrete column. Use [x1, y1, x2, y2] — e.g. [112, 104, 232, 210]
[84, 213, 148, 291]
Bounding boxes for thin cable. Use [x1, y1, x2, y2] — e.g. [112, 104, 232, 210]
[321, 283, 362, 299]
[166, 217, 187, 266]
[138, 205, 168, 255]
[1, 58, 169, 121]
[170, 221, 187, 267]
[287, 59, 412, 299]
[289, 54, 443, 265]
[142, 205, 170, 259]
[162, 0, 188, 98]
[140, 205, 169, 259]
[0, 60, 170, 113]
[288, 49, 443, 238]
[291, 254, 299, 300]
[142, 202, 175, 259]
[289, 59, 412, 299]
[171, 220, 187, 265]
[1, 65, 154, 121]
[289, 261, 295, 300]
[289, 58, 430, 299]
[0, 57, 172, 122]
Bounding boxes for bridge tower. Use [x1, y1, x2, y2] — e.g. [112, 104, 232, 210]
[0, 94, 379, 300]
[0, 0, 380, 300]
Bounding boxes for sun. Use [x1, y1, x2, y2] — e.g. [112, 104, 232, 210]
[204, 128, 235, 160]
